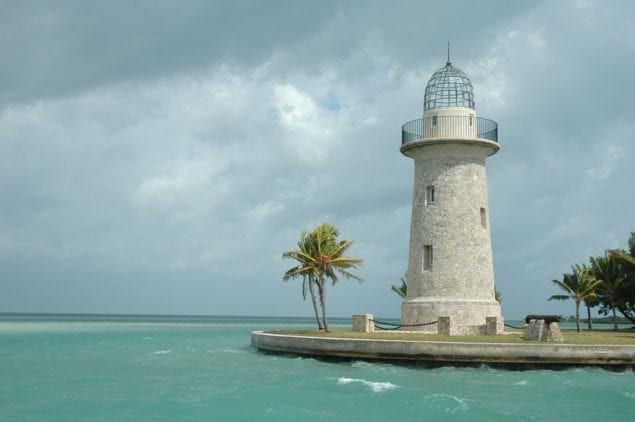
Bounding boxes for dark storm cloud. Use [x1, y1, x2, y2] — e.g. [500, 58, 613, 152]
[1, 0, 335, 104]
[1, 0, 535, 105]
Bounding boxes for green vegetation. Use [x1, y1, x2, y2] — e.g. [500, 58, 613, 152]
[590, 253, 626, 330]
[583, 316, 632, 324]
[282, 223, 363, 331]
[548, 231, 635, 331]
[549, 264, 602, 332]
[268, 329, 635, 345]
[390, 275, 407, 299]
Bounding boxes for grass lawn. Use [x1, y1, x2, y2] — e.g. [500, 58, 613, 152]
[267, 328, 635, 345]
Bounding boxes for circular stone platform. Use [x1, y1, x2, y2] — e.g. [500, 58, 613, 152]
[251, 331, 635, 371]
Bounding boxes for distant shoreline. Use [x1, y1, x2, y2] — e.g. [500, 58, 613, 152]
[0, 313, 632, 327]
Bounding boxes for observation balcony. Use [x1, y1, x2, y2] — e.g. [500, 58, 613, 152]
[401, 115, 498, 145]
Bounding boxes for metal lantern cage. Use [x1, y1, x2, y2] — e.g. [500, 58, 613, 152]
[423, 63, 475, 111]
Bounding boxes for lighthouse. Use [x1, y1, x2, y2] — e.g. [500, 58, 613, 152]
[400, 51, 503, 335]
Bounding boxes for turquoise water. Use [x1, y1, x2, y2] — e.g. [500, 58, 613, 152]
[1, 315, 634, 421]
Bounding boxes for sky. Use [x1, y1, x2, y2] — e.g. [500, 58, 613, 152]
[1, 0, 634, 320]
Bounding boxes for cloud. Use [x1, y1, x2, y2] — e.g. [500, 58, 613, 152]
[273, 84, 336, 162]
[1, 0, 634, 319]
[584, 144, 624, 182]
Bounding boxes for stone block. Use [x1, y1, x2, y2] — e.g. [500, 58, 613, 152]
[524, 320, 544, 340]
[485, 317, 499, 335]
[438, 316, 451, 335]
[352, 314, 374, 333]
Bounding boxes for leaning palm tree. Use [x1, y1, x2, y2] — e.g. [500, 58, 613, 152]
[309, 223, 363, 331]
[590, 254, 625, 331]
[283, 229, 323, 329]
[391, 275, 407, 299]
[283, 223, 363, 331]
[548, 264, 602, 332]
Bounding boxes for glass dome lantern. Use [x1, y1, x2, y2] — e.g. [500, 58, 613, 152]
[423, 61, 475, 111]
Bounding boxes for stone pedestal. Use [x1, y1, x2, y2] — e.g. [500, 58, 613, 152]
[352, 314, 374, 333]
[524, 320, 563, 342]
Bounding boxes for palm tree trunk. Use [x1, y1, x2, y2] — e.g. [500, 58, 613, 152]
[308, 276, 324, 330]
[586, 304, 592, 330]
[575, 300, 581, 332]
[612, 301, 618, 331]
[317, 277, 329, 332]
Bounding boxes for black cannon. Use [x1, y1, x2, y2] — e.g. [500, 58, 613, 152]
[524, 314, 562, 325]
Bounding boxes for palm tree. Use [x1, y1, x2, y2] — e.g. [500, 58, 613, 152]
[583, 296, 598, 330]
[609, 232, 635, 275]
[608, 233, 635, 325]
[310, 223, 363, 331]
[590, 254, 626, 331]
[391, 275, 407, 299]
[611, 250, 635, 273]
[282, 229, 324, 329]
[283, 223, 363, 331]
[548, 264, 602, 332]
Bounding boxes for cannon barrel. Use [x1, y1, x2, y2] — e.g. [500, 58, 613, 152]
[524, 314, 562, 324]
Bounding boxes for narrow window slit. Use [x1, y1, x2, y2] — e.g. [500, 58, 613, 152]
[425, 186, 435, 205]
[423, 245, 433, 271]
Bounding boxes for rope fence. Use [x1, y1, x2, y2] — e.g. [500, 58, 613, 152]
[370, 319, 439, 331]
[371, 319, 527, 331]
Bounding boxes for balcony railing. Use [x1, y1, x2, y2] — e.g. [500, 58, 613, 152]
[401, 116, 498, 145]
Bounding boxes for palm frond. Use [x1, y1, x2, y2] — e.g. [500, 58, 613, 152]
[390, 275, 407, 298]
[337, 267, 363, 282]
[548, 294, 570, 301]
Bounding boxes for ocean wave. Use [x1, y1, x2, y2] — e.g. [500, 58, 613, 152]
[337, 377, 398, 392]
[152, 350, 172, 355]
[514, 380, 529, 386]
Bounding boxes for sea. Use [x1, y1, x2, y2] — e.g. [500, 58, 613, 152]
[1, 314, 634, 421]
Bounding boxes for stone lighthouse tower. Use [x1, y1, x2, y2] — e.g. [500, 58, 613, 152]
[400, 52, 503, 335]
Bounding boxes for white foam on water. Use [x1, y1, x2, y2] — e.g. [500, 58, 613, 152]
[425, 394, 469, 413]
[514, 380, 529, 386]
[337, 377, 398, 392]
[152, 350, 172, 355]
[624, 392, 635, 399]
[351, 360, 373, 368]
[218, 348, 250, 354]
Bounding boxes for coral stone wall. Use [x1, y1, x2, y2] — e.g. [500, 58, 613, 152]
[401, 140, 503, 334]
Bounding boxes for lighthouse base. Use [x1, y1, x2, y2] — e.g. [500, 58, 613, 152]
[401, 298, 504, 335]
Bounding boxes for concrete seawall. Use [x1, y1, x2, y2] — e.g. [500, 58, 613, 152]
[251, 331, 635, 370]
